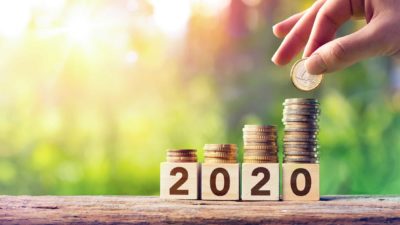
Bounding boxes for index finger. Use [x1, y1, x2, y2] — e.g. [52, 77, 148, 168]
[304, 0, 354, 57]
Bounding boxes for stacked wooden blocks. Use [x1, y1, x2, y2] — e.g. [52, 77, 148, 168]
[160, 146, 319, 201]
[160, 98, 320, 201]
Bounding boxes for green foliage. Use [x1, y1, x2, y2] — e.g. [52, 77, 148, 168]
[0, 0, 399, 195]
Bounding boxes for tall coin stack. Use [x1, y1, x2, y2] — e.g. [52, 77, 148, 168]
[243, 125, 278, 163]
[166, 149, 197, 162]
[282, 98, 320, 163]
[204, 144, 237, 163]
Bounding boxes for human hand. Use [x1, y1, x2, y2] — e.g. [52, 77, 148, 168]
[271, 0, 400, 74]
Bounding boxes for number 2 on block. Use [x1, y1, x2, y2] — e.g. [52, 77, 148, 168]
[169, 167, 189, 195]
[251, 167, 271, 196]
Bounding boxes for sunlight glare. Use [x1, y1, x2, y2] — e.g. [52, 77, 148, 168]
[149, 0, 192, 37]
[65, 7, 93, 44]
[0, 1, 32, 38]
[126, 51, 139, 64]
[194, 0, 231, 17]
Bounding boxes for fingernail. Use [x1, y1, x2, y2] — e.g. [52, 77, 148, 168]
[305, 53, 327, 74]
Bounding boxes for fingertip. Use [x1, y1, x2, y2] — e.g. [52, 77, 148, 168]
[305, 53, 327, 75]
[271, 53, 278, 65]
[271, 52, 287, 66]
[302, 48, 313, 58]
[271, 53, 281, 66]
[272, 25, 285, 38]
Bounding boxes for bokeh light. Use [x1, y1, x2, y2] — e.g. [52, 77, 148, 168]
[0, 0, 399, 195]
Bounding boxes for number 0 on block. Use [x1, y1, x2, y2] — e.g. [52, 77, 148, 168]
[282, 163, 319, 201]
[201, 163, 240, 200]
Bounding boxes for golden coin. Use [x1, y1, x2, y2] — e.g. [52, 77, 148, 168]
[284, 133, 317, 139]
[204, 152, 237, 158]
[284, 147, 318, 152]
[244, 155, 278, 160]
[167, 156, 198, 163]
[284, 127, 319, 132]
[244, 149, 278, 154]
[284, 130, 318, 135]
[283, 109, 320, 116]
[244, 144, 278, 150]
[284, 98, 319, 105]
[283, 140, 318, 145]
[244, 148, 278, 153]
[290, 58, 323, 91]
[243, 159, 278, 163]
[204, 158, 237, 164]
[284, 104, 320, 110]
[244, 141, 277, 146]
[244, 151, 277, 157]
[283, 122, 319, 128]
[203, 149, 237, 152]
[284, 151, 318, 157]
[167, 149, 196, 153]
[243, 134, 277, 139]
[204, 144, 237, 150]
[243, 125, 277, 132]
[242, 131, 277, 136]
[283, 158, 319, 164]
[167, 159, 198, 163]
[167, 151, 197, 157]
[244, 125, 276, 129]
[167, 155, 197, 159]
[283, 137, 317, 142]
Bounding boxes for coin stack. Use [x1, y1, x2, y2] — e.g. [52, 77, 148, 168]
[166, 149, 198, 163]
[204, 144, 237, 163]
[282, 98, 320, 163]
[243, 125, 279, 163]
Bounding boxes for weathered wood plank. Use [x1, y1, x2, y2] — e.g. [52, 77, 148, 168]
[1, 196, 400, 224]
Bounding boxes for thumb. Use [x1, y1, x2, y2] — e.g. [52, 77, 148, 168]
[305, 23, 388, 75]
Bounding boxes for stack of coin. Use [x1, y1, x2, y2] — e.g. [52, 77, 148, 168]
[166, 149, 197, 162]
[243, 125, 278, 163]
[204, 144, 237, 163]
[282, 98, 320, 163]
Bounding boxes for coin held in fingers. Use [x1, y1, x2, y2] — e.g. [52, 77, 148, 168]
[291, 58, 323, 91]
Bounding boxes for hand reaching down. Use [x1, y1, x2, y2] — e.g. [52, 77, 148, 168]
[271, 0, 400, 74]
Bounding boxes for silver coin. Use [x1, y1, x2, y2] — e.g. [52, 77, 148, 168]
[290, 58, 324, 91]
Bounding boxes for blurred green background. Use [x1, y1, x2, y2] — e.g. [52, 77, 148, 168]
[0, 0, 399, 195]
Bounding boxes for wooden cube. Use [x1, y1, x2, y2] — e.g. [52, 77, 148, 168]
[201, 163, 240, 200]
[282, 163, 319, 201]
[160, 162, 200, 199]
[241, 163, 279, 201]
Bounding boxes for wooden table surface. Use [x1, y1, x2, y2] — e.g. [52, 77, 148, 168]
[1, 195, 400, 224]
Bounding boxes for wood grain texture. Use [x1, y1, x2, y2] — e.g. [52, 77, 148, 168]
[1, 196, 400, 224]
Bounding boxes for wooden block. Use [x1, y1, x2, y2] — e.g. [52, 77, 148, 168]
[241, 163, 279, 201]
[282, 163, 319, 201]
[201, 163, 240, 200]
[160, 162, 200, 199]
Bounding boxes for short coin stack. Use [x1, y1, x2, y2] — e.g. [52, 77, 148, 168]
[166, 149, 197, 163]
[243, 125, 278, 163]
[282, 98, 320, 163]
[204, 144, 237, 163]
